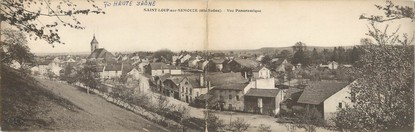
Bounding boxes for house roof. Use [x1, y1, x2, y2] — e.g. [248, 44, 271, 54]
[283, 88, 304, 102]
[149, 62, 170, 70]
[245, 88, 280, 98]
[104, 63, 122, 71]
[297, 81, 350, 105]
[211, 58, 225, 64]
[235, 59, 259, 68]
[252, 66, 267, 72]
[213, 83, 248, 91]
[206, 72, 247, 86]
[122, 63, 135, 74]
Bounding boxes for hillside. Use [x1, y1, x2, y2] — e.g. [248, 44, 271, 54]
[0, 65, 167, 131]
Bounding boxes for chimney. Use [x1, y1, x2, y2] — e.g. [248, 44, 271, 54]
[200, 73, 204, 87]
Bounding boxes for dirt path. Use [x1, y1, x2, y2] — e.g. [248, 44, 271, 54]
[35, 78, 168, 131]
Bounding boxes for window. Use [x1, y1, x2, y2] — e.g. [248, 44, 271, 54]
[229, 95, 232, 100]
[190, 89, 192, 95]
[182, 87, 184, 92]
[236, 95, 239, 101]
[338, 102, 343, 108]
[197, 92, 199, 97]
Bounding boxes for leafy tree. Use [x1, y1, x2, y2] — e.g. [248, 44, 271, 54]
[77, 61, 100, 94]
[292, 42, 310, 66]
[229, 117, 250, 132]
[61, 64, 77, 84]
[204, 111, 225, 131]
[1, 0, 105, 44]
[153, 49, 174, 62]
[310, 48, 320, 64]
[0, 29, 34, 66]
[257, 124, 271, 132]
[260, 55, 271, 66]
[285, 107, 325, 132]
[334, 1, 414, 131]
[292, 41, 307, 52]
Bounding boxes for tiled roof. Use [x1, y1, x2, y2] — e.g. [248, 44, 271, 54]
[211, 58, 225, 64]
[206, 72, 247, 86]
[104, 63, 122, 71]
[89, 48, 115, 62]
[297, 81, 349, 105]
[235, 59, 259, 68]
[150, 62, 171, 70]
[245, 88, 280, 97]
[213, 83, 248, 90]
[252, 66, 267, 72]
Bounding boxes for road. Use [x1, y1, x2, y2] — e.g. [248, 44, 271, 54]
[35, 78, 168, 131]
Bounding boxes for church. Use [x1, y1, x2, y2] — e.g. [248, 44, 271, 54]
[88, 34, 116, 62]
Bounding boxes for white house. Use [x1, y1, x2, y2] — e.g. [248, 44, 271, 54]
[252, 66, 270, 79]
[101, 63, 123, 79]
[297, 81, 351, 124]
[320, 61, 339, 70]
[323, 82, 353, 123]
[126, 68, 141, 80]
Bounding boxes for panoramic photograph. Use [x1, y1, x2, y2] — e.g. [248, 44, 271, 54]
[1, 0, 414, 131]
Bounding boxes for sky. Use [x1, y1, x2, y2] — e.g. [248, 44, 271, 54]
[11, 0, 415, 53]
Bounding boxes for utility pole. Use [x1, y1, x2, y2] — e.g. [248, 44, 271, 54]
[204, 68, 209, 132]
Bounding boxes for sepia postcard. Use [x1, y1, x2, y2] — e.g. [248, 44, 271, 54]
[1, 0, 414, 131]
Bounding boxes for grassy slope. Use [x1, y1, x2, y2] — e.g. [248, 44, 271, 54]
[1, 65, 81, 130]
[0, 65, 167, 131]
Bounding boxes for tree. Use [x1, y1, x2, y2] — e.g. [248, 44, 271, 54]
[257, 124, 271, 132]
[260, 55, 271, 66]
[77, 61, 100, 94]
[61, 64, 77, 84]
[334, 1, 414, 131]
[204, 112, 225, 131]
[1, 0, 105, 44]
[285, 107, 325, 132]
[292, 41, 307, 52]
[292, 42, 310, 66]
[153, 49, 174, 63]
[310, 48, 320, 64]
[1, 29, 34, 66]
[229, 117, 250, 132]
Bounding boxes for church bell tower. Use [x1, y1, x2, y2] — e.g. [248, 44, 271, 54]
[90, 34, 99, 53]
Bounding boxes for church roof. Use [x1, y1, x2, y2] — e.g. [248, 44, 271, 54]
[91, 35, 99, 44]
[88, 48, 115, 62]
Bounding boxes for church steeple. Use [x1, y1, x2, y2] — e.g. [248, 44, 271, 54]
[91, 34, 99, 52]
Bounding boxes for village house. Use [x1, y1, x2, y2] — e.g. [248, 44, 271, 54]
[297, 81, 351, 123]
[124, 67, 141, 80]
[222, 58, 242, 73]
[211, 83, 248, 111]
[273, 58, 295, 73]
[34, 57, 63, 76]
[211, 58, 225, 71]
[101, 62, 123, 79]
[162, 76, 183, 99]
[206, 72, 249, 111]
[252, 66, 271, 79]
[319, 61, 339, 70]
[149, 62, 182, 76]
[178, 74, 209, 103]
[244, 88, 284, 115]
